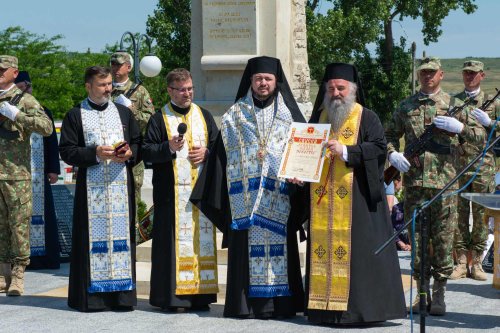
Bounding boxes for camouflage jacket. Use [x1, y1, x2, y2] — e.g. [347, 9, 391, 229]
[454, 90, 499, 173]
[0, 86, 53, 180]
[111, 79, 154, 135]
[386, 89, 485, 189]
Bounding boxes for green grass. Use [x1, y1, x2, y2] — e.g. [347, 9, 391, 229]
[308, 58, 500, 102]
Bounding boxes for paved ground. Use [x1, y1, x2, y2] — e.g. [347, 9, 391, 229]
[0, 252, 499, 333]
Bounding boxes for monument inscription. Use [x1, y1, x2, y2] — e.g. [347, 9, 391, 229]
[203, 0, 256, 55]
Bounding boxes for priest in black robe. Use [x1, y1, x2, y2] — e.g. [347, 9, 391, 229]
[143, 68, 219, 311]
[15, 71, 61, 270]
[59, 66, 141, 312]
[303, 63, 406, 325]
[191, 56, 307, 319]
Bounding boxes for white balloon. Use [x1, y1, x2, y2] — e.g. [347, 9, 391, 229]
[140, 55, 162, 77]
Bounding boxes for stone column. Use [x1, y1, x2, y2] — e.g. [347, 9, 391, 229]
[191, 0, 312, 123]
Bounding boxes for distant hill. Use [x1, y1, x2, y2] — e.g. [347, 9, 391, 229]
[309, 58, 500, 101]
[440, 58, 500, 95]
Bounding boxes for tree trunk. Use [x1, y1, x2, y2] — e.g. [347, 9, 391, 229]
[382, 19, 394, 75]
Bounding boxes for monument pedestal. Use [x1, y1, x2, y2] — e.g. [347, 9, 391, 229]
[191, 0, 312, 123]
[461, 193, 500, 289]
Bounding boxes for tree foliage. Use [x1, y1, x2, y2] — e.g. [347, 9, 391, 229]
[146, 0, 191, 72]
[0, 26, 108, 119]
[306, 0, 477, 121]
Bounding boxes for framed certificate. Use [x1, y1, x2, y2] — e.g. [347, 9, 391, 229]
[278, 122, 331, 183]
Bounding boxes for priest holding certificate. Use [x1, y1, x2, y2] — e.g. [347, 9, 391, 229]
[301, 63, 406, 325]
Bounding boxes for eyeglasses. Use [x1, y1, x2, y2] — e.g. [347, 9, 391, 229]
[169, 86, 194, 93]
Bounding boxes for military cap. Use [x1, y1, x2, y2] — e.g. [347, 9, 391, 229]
[462, 60, 484, 72]
[0, 55, 18, 69]
[110, 51, 132, 65]
[417, 56, 441, 71]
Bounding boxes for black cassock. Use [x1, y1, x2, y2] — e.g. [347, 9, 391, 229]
[190, 128, 307, 319]
[28, 107, 61, 270]
[142, 106, 218, 309]
[305, 108, 407, 324]
[59, 101, 141, 312]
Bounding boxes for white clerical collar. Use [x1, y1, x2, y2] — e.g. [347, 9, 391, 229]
[465, 88, 481, 98]
[0, 84, 16, 97]
[87, 97, 108, 107]
[419, 88, 441, 98]
[113, 78, 129, 87]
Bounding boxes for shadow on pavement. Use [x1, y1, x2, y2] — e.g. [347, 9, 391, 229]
[447, 281, 500, 300]
[413, 312, 500, 330]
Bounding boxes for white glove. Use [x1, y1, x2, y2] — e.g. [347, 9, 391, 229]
[433, 116, 464, 134]
[471, 108, 492, 127]
[0, 101, 20, 121]
[115, 94, 132, 107]
[388, 152, 410, 173]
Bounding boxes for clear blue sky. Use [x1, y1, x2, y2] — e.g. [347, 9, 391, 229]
[2, 0, 500, 58]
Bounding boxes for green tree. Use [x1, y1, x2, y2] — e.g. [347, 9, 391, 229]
[306, 1, 477, 121]
[146, 0, 191, 72]
[335, 0, 477, 74]
[0, 26, 109, 119]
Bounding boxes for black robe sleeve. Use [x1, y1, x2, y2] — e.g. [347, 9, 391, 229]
[190, 132, 230, 237]
[42, 107, 61, 174]
[345, 108, 387, 206]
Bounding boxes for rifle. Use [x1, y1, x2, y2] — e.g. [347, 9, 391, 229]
[125, 81, 142, 99]
[0, 82, 32, 140]
[383, 93, 495, 185]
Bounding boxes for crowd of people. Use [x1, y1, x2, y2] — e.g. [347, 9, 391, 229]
[0, 52, 497, 326]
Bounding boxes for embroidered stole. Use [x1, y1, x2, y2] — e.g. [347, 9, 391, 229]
[162, 103, 218, 295]
[80, 99, 134, 293]
[221, 91, 293, 297]
[308, 103, 362, 311]
[30, 133, 46, 256]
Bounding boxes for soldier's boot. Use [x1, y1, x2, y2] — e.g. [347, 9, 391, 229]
[429, 279, 447, 316]
[0, 263, 11, 293]
[7, 264, 25, 296]
[407, 279, 431, 313]
[470, 250, 488, 281]
[448, 250, 468, 280]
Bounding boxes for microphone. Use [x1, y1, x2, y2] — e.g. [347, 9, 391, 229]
[177, 123, 187, 141]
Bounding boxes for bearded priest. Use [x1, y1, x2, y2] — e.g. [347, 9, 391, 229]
[303, 63, 406, 325]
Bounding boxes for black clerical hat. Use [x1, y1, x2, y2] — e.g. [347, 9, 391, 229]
[234, 56, 303, 121]
[310, 62, 365, 123]
[14, 70, 31, 84]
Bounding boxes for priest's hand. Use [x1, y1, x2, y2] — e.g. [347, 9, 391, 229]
[188, 145, 208, 166]
[287, 177, 304, 187]
[96, 145, 116, 161]
[111, 146, 132, 163]
[47, 173, 58, 184]
[326, 139, 344, 157]
[169, 135, 185, 152]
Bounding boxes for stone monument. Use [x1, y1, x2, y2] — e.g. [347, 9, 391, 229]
[191, 0, 313, 121]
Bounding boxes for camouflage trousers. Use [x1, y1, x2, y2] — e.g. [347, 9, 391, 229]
[133, 161, 144, 221]
[404, 187, 458, 281]
[455, 171, 494, 252]
[0, 180, 32, 266]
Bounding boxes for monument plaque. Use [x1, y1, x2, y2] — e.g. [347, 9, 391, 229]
[203, 0, 256, 56]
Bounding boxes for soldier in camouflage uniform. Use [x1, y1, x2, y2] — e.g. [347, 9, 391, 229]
[0, 55, 53, 296]
[110, 51, 155, 228]
[386, 57, 486, 316]
[451, 60, 500, 281]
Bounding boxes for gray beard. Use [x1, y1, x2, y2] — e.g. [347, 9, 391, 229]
[324, 92, 356, 133]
